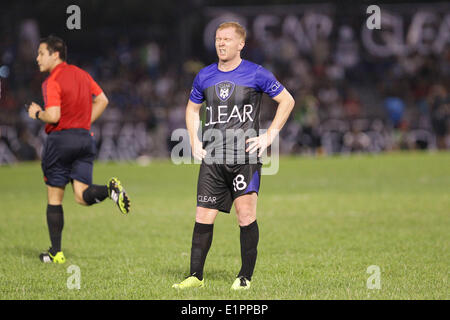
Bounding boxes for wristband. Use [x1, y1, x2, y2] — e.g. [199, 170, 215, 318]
[35, 110, 40, 120]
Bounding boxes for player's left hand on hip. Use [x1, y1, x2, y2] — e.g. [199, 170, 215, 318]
[246, 133, 270, 157]
[28, 102, 43, 119]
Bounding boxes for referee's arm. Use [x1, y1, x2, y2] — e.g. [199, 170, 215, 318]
[28, 102, 60, 124]
[91, 92, 109, 123]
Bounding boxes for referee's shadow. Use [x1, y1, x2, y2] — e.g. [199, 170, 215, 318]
[7, 245, 76, 263]
[6, 245, 43, 262]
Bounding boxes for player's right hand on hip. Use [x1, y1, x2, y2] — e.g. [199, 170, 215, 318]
[191, 139, 207, 160]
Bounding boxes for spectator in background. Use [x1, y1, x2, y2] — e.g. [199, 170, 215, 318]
[384, 91, 406, 128]
[294, 89, 322, 154]
[429, 84, 450, 149]
[1, 11, 450, 164]
[343, 87, 362, 119]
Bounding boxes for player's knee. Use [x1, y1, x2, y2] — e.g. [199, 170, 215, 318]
[196, 207, 218, 224]
[236, 210, 256, 226]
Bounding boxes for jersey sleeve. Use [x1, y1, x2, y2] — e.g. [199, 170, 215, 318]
[255, 66, 284, 98]
[189, 73, 204, 104]
[42, 79, 62, 108]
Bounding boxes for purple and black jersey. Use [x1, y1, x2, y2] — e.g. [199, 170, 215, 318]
[190, 59, 284, 163]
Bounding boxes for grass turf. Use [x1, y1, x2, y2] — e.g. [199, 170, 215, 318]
[0, 152, 448, 299]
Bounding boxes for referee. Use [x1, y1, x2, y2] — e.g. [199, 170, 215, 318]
[173, 22, 295, 290]
[27, 36, 131, 264]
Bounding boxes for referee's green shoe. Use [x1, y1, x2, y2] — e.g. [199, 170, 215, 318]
[231, 276, 251, 290]
[172, 275, 205, 289]
[108, 177, 131, 214]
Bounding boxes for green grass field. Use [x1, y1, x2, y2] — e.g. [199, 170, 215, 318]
[0, 152, 448, 300]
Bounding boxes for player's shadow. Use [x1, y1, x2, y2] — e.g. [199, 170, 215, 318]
[165, 266, 231, 281]
[204, 269, 231, 281]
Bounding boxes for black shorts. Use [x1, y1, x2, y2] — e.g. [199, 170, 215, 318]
[41, 129, 96, 187]
[197, 162, 262, 213]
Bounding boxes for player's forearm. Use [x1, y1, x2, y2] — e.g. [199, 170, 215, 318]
[186, 101, 207, 160]
[267, 95, 295, 141]
[186, 104, 202, 145]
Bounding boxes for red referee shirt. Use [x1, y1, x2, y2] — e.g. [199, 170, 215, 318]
[41, 62, 103, 134]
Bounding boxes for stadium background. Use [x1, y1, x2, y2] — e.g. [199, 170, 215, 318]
[1, 0, 449, 163]
[0, 0, 449, 301]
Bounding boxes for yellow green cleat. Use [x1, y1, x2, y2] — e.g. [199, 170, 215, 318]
[231, 276, 251, 290]
[108, 177, 131, 214]
[40, 249, 66, 264]
[172, 275, 205, 289]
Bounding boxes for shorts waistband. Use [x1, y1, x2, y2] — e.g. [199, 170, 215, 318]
[48, 128, 90, 135]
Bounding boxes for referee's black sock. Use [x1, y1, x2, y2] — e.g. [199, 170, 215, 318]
[82, 184, 109, 206]
[190, 222, 214, 281]
[46, 204, 64, 255]
[238, 220, 259, 281]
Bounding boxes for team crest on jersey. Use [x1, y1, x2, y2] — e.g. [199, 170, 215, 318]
[215, 81, 235, 102]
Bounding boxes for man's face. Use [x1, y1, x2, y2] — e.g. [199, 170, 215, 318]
[215, 27, 244, 62]
[36, 43, 57, 72]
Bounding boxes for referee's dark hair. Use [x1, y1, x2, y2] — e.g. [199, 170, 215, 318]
[40, 35, 67, 61]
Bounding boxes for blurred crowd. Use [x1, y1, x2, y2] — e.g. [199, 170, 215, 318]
[0, 11, 449, 163]
[254, 29, 450, 154]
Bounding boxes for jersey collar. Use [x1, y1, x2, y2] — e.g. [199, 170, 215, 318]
[50, 61, 67, 75]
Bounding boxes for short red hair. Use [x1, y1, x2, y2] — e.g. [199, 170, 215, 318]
[216, 21, 246, 41]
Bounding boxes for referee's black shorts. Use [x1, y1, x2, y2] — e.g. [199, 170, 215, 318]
[196, 162, 262, 213]
[41, 129, 96, 187]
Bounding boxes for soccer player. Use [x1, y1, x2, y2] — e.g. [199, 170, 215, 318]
[27, 35, 131, 264]
[172, 22, 295, 290]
